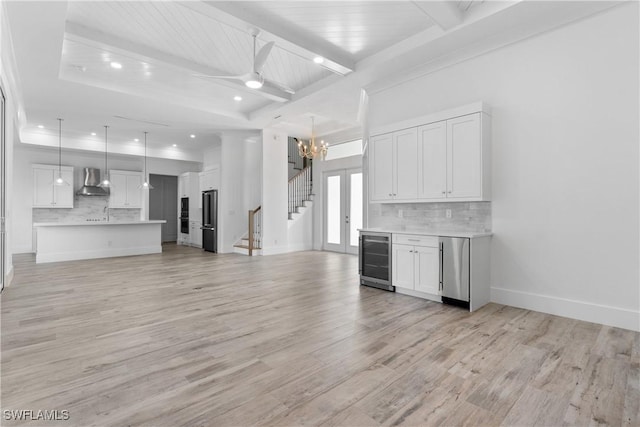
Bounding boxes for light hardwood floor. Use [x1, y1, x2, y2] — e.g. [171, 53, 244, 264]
[1, 244, 638, 426]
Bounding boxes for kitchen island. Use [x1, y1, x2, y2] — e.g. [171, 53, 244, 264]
[33, 220, 166, 263]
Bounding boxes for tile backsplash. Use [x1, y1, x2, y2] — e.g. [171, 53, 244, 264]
[368, 201, 491, 232]
[33, 196, 141, 223]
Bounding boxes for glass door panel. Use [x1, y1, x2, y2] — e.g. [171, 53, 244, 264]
[323, 168, 362, 254]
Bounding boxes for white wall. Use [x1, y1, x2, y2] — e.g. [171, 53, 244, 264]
[12, 144, 201, 253]
[218, 131, 261, 253]
[368, 3, 639, 330]
[312, 155, 363, 250]
[1, 0, 24, 286]
[261, 128, 289, 255]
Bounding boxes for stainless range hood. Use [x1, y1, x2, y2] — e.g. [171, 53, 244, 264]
[76, 168, 109, 196]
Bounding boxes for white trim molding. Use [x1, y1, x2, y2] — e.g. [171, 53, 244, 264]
[491, 286, 640, 332]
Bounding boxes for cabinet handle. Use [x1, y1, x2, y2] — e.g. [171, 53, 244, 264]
[408, 239, 419, 242]
[447, 191, 452, 194]
[442, 191, 446, 195]
[439, 242, 444, 291]
[388, 193, 393, 196]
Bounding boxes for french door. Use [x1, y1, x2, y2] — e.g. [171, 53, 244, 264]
[323, 168, 362, 254]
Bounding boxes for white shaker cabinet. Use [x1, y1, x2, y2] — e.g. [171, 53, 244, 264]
[392, 234, 441, 301]
[109, 170, 143, 208]
[32, 164, 74, 208]
[369, 103, 491, 203]
[189, 221, 202, 248]
[198, 167, 219, 209]
[369, 128, 418, 202]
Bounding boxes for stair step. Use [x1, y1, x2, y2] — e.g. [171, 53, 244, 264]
[233, 244, 262, 250]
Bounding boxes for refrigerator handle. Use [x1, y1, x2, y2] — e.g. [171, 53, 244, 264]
[439, 241, 444, 292]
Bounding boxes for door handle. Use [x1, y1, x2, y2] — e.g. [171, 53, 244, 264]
[439, 242, 444, 292]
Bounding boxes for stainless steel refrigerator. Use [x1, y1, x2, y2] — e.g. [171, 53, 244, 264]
[201, 190, 218, 252]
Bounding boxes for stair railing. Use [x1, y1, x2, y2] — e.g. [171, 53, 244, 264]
[288, 165, 312, 215]
[248, 205, 262, 256]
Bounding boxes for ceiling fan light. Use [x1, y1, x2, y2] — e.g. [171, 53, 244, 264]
[245, 79, 263, 89]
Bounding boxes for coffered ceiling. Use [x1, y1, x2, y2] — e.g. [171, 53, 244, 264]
[5, 0, 622, 161]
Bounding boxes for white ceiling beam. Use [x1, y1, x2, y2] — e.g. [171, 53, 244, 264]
[181, 1, 355, 76]
[64, 22, 291, 103]
[412, 1, 463, 30]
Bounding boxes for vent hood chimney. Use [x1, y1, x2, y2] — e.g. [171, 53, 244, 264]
[76, 168, 109, 196]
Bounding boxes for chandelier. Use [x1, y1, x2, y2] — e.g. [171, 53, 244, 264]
[297, 116, 328, 160]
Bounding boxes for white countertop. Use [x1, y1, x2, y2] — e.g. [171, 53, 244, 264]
[33, 220, 166, 227]
[358, 228, 492, 238]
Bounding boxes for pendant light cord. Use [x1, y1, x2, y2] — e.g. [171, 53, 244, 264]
[104, 125, 109, 175]
[144, 131, 148, 179]
[57, 118, 63, 175]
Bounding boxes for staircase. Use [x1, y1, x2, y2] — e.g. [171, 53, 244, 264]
[233, 206, 262, 256]
[234, 142, 313, 256]
[288, 165, 313, 219]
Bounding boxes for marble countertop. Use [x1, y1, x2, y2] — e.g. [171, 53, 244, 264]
[358, 228, 492, 238]
[33, 220, 167, 227]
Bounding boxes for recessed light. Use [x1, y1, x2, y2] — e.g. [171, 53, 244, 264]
[134, 138, 139, 142]
[144, 71, 151, 77]
[91, 132, 96, 136]
[234, 96, 242, 101]
[172, 144, 177, 147]
[313, 56, 324, 64]
[190, 134, 196, 139]
[110, 61, 122, 69]
[37, 125, 44, 129]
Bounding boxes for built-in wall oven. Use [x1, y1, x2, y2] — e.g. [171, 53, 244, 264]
[359, 231, 394, 292]
[180, 197, 189, 234]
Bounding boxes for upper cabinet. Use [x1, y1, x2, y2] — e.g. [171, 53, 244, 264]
[369, 105, 491, 203]
[109, 170, 143, 209]
[198, 167, 220, 209]
[369, 128, 418, 202]
[32, 164, 74, 208]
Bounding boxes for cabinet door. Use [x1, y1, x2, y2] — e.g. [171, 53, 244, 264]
[369, 133, 394, 201]
[53, 168, 74, 208]
[447, 114, 481, 199]
[392, 244, 415, 289]
[109, 173, 127, 208]
[414, 245, 440, 295]
[394, 128, 418, 200]
[418, 122, 447, 199]
[33, 168, 54, 207]
[125, 174, 142, 208]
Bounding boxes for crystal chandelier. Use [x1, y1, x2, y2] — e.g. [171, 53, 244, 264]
[297, 116, 328, 160]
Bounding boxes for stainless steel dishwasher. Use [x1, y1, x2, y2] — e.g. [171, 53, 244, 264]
[440, 237, 470, 309]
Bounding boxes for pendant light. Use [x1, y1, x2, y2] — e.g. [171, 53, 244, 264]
[139, 131, 154, 190]
[54, 118, 70, 186]
[98, 125, 111, 188]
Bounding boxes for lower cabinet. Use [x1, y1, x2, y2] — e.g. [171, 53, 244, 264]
[392, 234, 441, 301]
[189, 221, 202, 248]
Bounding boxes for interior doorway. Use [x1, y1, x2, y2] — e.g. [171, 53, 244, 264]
[323, 168, 362, 254]
[149, 174, 178, 242]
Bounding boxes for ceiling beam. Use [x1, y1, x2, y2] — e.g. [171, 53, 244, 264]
[181, 1, 355, 76]
[64, 22, 291, 103]
[412, 1, 463, 30]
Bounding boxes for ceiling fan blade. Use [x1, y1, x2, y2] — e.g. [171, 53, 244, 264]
[254, 41, 274, 73]
[263, 78, 295, 95]
[193, 73, 245, 81]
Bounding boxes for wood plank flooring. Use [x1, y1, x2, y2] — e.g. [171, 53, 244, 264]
[1, 244, 638, 426]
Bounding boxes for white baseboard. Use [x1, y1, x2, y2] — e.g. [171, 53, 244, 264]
[286, 243, 313, 253]
[3, 265, 14, 288]
[36, 246, 162, 264]
[491, 286, 640, 332]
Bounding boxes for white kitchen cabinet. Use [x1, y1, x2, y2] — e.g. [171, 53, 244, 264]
[32, 164, 74, 208]
[109, 170, 143, 208]
[369, 128, 418, 202]
[189, 221, 202, 248]
[198, 167, 219, 208]
[178, 174, 190, 198]
[369, 104, 491, 203]
[392, 234, 440, 301]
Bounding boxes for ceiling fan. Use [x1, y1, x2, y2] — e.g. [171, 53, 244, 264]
[196, 29, 295, 99]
